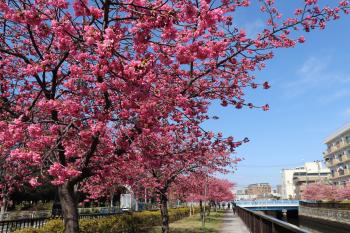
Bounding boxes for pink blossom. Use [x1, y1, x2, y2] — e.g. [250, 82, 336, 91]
[29, 177, 41, 188]
[305, 0, 318, 5]
[73, 0, 89, 16]
[263, 81, 271, 89]
[298, 36, 306, 43]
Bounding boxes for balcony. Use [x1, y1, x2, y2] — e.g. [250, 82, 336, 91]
[325, 141, 350, 155]
[326, 160, 334, 167]
[331, 169, 350, 179]
[342, 155, 350, 163]
[327, 158, 340, 166]
[339, 169, 350, 177]
[330, 155, 350, 166]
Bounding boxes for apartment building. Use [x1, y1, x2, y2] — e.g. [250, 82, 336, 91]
[292, 162, 330, 199]
[246, 183, 272, 198]
[281, 162, 330, 199]
[281, 168, 300, 199]
[323, 123, 350, 185]
[276, 185, 282, 195]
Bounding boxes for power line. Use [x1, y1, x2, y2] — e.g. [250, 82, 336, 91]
[236, 162, 304, 168]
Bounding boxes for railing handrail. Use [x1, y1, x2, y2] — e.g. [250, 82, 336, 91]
[236, 200, 299, 207]
[238, 206, 310, 233]
[0, 217, 55, 224]
[300, 201, 350, 210]
[0, 212, 123, 224]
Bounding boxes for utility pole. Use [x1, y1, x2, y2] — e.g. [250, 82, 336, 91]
[314, 160, 321, 182]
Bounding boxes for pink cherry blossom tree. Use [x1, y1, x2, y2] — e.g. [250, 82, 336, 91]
[336, 182, 350, 200]
[302, 183, 339, 201]
[171, 173, 235, 221]
[303, 182, 350, 201]
[81, 125, 240, 232]
[1, 0, 349, 232]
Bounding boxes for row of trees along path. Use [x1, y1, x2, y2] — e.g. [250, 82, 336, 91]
[0, 0, 349, 232]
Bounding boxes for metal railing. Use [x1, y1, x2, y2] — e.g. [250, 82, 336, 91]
[300, 201, 350, 210]
[0, 212, 122, 233]
[237, 206, 310, 233]
[236, 200, 299, 208]
[0, 217, 53, 233]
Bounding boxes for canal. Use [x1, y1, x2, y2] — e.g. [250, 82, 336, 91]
[265, 210, 350, 233]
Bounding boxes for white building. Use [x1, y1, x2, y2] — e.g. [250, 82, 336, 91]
[281, 168, 299, 199]
[233, 189, 257, 200]
[281, 162, 330, 199]
[323, 123, 350, 185]
[234, 194, 257, 201]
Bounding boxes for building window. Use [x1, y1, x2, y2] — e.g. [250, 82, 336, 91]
[339, 154, 343, 161]
[346, 136, 350, 143]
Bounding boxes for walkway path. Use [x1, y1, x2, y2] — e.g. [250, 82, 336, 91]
[220, 212, 250, 233]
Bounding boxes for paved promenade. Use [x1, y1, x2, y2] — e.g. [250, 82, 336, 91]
[220, 212, 250, 233]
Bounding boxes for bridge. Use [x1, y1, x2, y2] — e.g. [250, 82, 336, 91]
[235, 200, 300, 211]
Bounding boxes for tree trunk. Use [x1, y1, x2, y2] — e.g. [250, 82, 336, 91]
[207, 202, 211, 216]
[0, 196, 7, 221]
[134, 195, 139, 211]
[189, 202, 192, 216]
[58, 182, 79, 233]
[160, 192, 169, 233]
[110, 192, 114, 207]
[199, 200, 204, 226]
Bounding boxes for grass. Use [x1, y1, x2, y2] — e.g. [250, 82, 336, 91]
[150, 211, 225, 233]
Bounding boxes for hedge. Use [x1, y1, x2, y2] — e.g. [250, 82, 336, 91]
[14, 207, 197, 233]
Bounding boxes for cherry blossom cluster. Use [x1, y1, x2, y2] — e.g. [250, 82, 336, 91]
[302, 182, 350, 201]
[170, 173, 235, 202]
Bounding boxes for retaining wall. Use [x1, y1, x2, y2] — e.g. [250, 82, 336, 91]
[299, 203, 350, 226]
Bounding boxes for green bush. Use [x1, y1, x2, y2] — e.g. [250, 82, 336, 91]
[14, 208, 191, 233]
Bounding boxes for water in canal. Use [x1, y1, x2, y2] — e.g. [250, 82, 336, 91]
[266, 210, 350, 233]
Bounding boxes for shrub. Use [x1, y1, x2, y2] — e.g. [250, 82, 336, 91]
[14, 208, 191, 233]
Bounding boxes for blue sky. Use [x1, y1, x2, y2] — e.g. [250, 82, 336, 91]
[202, 2, 350, 189]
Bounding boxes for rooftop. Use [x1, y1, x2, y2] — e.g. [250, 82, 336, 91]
[324, 122, 350, 144]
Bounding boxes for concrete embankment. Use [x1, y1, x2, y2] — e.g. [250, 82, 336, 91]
[298, 202, 350, 232]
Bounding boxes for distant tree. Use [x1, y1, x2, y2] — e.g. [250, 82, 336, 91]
[171, 173, 234, 221]
[302, 183, 339, 201]
[336, 182, 350, 200]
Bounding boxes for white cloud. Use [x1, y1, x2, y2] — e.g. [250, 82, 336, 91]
[283, 54, 350, 98]
[298, 56, 330, 77]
